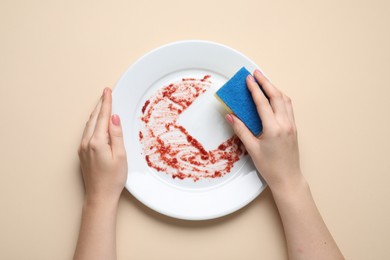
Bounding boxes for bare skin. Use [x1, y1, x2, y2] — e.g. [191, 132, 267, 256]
[74, 71, 344, 260]
[74, 88, 127, 260]
[227, 70, 344, 260]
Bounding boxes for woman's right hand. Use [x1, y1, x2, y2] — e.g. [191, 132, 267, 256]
[226, 70, 305, 193]
[227, 70, 345, 260]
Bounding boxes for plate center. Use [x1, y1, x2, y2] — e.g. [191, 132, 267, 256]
[138, 69, 244, 190]
[177, 77, 234, 151]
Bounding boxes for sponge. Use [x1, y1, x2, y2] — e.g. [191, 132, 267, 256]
[215, 67, 263, 136]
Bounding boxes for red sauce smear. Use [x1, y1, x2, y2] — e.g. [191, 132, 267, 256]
[141, 100, 150, 114]
[139, 75, 245, 181]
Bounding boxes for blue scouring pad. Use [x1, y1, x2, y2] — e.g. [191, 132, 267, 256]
[215, 67, 263, 136]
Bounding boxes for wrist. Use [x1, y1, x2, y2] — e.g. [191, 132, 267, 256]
[269, 173, 310, 202]
[84, 192, 121, 210]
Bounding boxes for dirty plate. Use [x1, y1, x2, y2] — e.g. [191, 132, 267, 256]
[113, 40, 266, 220]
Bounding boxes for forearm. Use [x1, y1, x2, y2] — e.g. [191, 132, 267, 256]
[74, 197, 119, 260]
[271, 177, 344, 260]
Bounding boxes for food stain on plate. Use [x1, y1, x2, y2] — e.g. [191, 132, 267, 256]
[139, 75, 245, 181]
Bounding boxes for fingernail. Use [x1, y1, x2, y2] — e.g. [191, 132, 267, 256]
[225, 114, 234, 125]
[247, 75, 255, 81]
[254, 69, 262, 76]
[103, 87, 110, 95]
[112, 114, 121, 126]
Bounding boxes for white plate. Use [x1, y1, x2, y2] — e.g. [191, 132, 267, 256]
[113, 40, 266, 220]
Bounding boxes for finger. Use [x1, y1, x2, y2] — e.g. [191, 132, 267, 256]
[81, 97, 102, 142]
[93, 88, 112, 139]
[226, 114, 258, 152]
[283, 94, 296, 124]
[246, 75, 275, 129]
[109, 114, 126, 158]
[254, 70, 287, 116]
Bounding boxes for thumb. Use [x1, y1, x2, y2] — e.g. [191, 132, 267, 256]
[109, 114, 126, 158]
[226, 114, 257, 151]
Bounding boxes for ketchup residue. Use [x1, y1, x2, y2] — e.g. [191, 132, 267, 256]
[139, 75, 245, 181]
[141, 100, 150, 114]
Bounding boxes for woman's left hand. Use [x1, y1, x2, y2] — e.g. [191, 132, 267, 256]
[77, 88, 127, 204]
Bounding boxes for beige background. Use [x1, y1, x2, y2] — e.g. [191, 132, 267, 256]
[1, 0, 389, 259]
